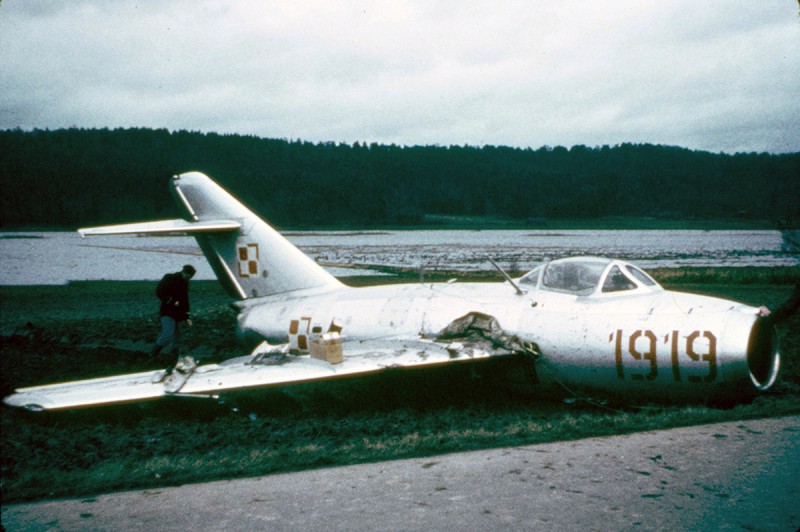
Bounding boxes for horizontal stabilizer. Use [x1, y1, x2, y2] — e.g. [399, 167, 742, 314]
[78, 219, 241, 237]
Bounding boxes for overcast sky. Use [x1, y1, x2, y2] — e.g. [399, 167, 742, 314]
[1, 1, 798, 154]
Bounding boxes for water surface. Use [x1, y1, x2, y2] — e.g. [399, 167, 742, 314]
[1, 230, 795, 285]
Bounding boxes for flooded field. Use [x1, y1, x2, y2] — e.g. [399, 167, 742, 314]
[1, 229, 796, 285]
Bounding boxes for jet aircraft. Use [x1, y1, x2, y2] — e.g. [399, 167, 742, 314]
[3, 172, 781, 411]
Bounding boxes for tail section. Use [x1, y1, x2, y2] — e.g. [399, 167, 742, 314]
[78, 171, 344, 299]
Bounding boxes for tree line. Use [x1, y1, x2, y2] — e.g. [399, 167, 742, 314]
[1, 128, 798, 229]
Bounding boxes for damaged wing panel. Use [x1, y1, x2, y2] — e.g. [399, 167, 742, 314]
[435, 312, 540, 358]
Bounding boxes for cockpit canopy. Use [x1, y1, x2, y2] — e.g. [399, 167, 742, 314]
[518, 256, 660, 296]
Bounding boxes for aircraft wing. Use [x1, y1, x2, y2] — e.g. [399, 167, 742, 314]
[3, 338, 526, 411]
[3, 371, 172, 411]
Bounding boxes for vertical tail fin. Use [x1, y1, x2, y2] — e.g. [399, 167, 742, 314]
[78, 172, 344, 299]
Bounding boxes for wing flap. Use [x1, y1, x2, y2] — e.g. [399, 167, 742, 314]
[182, 339, 503, 395]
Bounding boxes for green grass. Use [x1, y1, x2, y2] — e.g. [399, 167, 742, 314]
[1, 272, 799, 502]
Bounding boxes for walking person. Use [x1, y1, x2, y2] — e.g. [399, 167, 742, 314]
[151, 264, 196, 360]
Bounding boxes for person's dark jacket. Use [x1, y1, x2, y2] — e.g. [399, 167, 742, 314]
[156, 272, 191, 321]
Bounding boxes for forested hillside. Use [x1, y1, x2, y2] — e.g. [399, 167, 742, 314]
[1, 128, 798, 229]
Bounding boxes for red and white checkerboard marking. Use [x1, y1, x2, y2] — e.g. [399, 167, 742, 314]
[237, 244, 259, 277]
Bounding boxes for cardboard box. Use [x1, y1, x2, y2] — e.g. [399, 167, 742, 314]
[310, 332, 343, 364]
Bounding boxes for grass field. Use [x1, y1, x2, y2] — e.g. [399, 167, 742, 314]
[2, 270, 799, 502]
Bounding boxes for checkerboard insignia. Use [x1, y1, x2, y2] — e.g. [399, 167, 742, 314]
[237, 243, 259, 278]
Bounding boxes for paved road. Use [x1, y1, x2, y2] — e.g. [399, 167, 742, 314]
[4, 416, 799, 531]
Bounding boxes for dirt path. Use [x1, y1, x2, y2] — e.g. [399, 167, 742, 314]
[4, 416, 798, 531]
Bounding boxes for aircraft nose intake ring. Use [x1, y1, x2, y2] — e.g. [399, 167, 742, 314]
[748, 319, 780, 390]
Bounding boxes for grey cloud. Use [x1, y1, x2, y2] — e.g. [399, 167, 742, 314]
[0, 0, 797, 153]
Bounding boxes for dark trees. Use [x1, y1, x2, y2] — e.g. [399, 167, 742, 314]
[1, 128, 797, 228]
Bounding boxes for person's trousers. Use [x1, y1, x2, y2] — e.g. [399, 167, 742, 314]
[156, 316, 181, 352]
